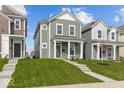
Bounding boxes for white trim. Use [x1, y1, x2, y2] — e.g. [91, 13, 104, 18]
[69, 25, 75, 36]
[9, 34, 24, 37]
[92, 19, 109, 29]
[14, 19, 21, 30]
[54, 40, 56, 58]
[80, 41, 83, 59]
[97, 44, 100, 60]
[42, 43, 47, 49]
[113, 45, 116, 60]
[49, 22, 51, 58]
[56, 23, 63, 35]
[70, 43, 75, 56]
[53, 39, 82, 43]
[40, 24, 42, 58]
[68, 41, 70, 59]
[48, 11, 82, 23]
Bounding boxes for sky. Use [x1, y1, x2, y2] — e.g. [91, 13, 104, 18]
[11, 5, 124, 54]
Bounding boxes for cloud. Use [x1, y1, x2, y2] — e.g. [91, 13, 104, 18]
[10, 5, 28, 16]
[49, 13, 53, 18]
[28, 31, 34, 36]
[62, 7, 94, 24]
[113, 16, 120, 22]
[62, 7, 71, 12]
[113, 8, 124, 22]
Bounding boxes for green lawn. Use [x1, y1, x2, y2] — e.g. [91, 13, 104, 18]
[0, 59, 8, 72]
[8, 59, 101, 88]
[77, 60, 124, 80]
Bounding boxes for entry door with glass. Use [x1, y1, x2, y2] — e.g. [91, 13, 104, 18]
[56, 43, 62, 58]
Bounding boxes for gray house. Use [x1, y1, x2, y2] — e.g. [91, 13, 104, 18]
[82, 19, 124, 60]
[34, 10, 84, 59]
[0, 5, 27, 58]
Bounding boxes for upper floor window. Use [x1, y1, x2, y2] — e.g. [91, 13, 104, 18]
[56, 24, 63, 35]
[14, 19, 21, 30]
[98, 30, 102, 38]
[69, 25, 75, 36]
[42, 24, 47, 30]
[111, 32, 115, 40]
[42, 43, 47, 49]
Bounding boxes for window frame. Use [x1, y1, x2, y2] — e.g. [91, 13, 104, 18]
[42, 24, 48, 30]
[14, 19, 21, 30]
[111, 32, 115, 40]
[56, 23, 63, 35]
[42, 43, 47, 49]
[98, 30, 102, 39]
[69, 25, 75, 36]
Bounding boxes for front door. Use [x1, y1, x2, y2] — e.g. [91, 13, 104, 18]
[56, 43, 61, 58]
[14, 43, 21, 57]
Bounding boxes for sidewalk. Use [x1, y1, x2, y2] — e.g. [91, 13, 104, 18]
[0, 58, 18, 88]
[63, 59, 116, 82]
[46, 81, 124, 88]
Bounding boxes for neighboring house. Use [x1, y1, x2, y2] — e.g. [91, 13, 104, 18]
[34, 10, 84, 59]
[119, 25, 124, 58]
[0, 5, 27, 58]
[82, 19, 124, 60]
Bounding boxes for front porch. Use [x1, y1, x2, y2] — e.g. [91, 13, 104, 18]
[53, 39, 84, 59]
[92, 43, 122, 60]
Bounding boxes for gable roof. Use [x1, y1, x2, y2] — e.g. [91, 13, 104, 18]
[48, 10, 82, 23]
[82, 19, 109, 33]
[2, 5, 25, 17]
[0, 11, 13, 21]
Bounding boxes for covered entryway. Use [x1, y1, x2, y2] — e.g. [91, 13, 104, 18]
[14, 43, 21, 57]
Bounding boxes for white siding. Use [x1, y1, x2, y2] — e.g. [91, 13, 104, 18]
[57, 13, 76, 21]
[1, 34, 9, 58]
[92, 21, 108, 40]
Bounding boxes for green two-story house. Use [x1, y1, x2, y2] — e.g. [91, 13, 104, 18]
[34, 10, 85, 59]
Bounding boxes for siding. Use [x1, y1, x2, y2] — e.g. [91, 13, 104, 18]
[82, 29, 92, 59]
[119, 34, 124, 57]
[0, 15, 9, 52]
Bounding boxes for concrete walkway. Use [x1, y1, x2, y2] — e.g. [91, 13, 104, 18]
[46, 81, 124, 88]
[63, 59, 116, 82]
[0, 58, 18, 88]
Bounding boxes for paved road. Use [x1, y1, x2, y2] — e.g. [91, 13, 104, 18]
[46, 81, 124, 88]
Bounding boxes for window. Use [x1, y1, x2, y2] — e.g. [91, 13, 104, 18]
[14, 19, 21, 30]
[108, 47, 112, 58]
[69, 25, 75, 36]
[98, 30, 102, 38]
[70, 43, 75, 56]
[42, 24, 47, 30]
[56, 24, 63, 35]
[111, 32, 115, 40]
[42, 43, 47, 49]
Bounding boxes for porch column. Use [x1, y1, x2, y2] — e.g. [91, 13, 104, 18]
[54, 40, 56, 58]
[113, 45, 116, 60]
[68, 41, 70, 59]
[80, 41, 83, 59]
[97, 44, 100, 60]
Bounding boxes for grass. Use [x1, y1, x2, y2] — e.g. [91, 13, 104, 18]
[77, 60, 124, 80]
[0, 58, 8, 72]
[8, 59, 101, 88]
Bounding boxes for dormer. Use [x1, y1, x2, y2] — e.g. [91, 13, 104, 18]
[109, 26, 119, 41]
